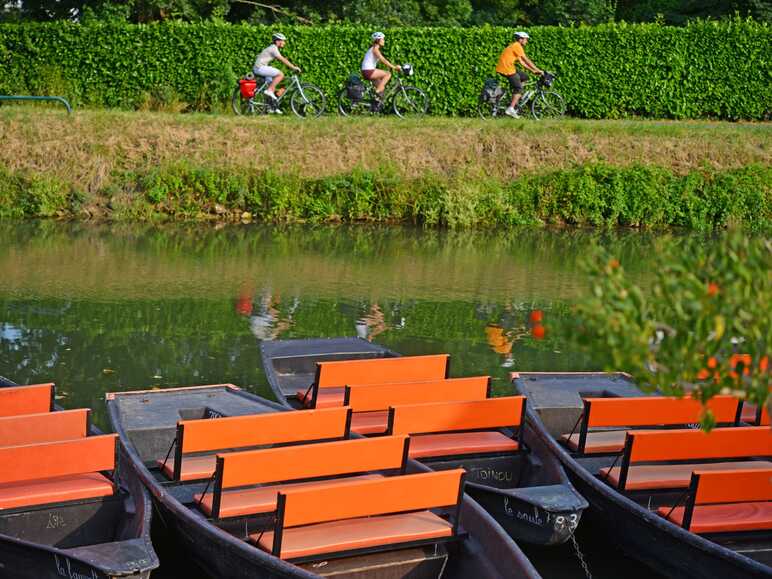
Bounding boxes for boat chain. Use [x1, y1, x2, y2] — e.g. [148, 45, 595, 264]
[569, 532, 593, 579]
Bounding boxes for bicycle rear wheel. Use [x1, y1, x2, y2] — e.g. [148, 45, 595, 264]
[478, 95, 504, 119]
[231, 86, 269, 115]
[337, 88, 372, 117]
[392, 86, 428, 118]
[290, 83, 326, 118]
[531, 90, 566, 120]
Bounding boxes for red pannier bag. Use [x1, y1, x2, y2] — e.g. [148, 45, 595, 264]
[239, 79, 257, 98]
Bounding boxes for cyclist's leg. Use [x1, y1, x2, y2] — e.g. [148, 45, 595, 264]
[256, 66, 283, 98]
[365, 69, 390, 99]
[507, 72, 528, 109]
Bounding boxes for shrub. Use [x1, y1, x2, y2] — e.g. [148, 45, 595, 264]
[0, 19, 769, 118]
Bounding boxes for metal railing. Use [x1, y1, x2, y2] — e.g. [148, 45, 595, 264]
[0, 95, 72, 113]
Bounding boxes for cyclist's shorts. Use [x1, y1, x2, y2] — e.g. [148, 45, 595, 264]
[361, 69, 377, 80]
[499, 71, 528, 94]
[254, 65, 281, 82]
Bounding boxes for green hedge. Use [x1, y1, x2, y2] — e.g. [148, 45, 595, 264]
[1, 163, 769, 230]
[0, 20, 770, 118]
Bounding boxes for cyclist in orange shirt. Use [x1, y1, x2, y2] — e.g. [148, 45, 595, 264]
[495, 31, 543, 118]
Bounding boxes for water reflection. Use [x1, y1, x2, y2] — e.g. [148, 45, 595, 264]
[0, 221, 667, 430]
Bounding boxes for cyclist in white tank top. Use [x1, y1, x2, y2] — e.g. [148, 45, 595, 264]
[361, 32, 401, 101]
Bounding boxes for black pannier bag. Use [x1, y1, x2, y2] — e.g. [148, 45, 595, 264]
[481, 78, 504, 103]
[346, 74, 366, 100]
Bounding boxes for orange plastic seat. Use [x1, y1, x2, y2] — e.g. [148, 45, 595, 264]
[157, 455, 217, 482]
[658, 502, 772, 534]
[162, 406, 351, 481]
[409, 432, 519, 459]
[252, 511, 453, 560]
[297, 388, 345, 408]
[195, 474, 383, 518]
[203, 436, 410, 519]
[600, 460, 772, 490]
[0, 473, 114, 510]
[350, 411, 389, 435]
[561, 430, 627, 454]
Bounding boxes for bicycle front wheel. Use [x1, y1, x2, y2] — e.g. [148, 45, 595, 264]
[392, 86, 428, 118]
[290, 83, 326, 118]
[531, 90, 566, 120]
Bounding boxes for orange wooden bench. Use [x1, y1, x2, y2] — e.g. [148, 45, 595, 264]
[386, 397, 525, 460]
[0, 434, 117, 510]
[599, 426, 772, 492]
[250, 469, 466, 563]
[0, 408, 90, 447]
[561, 395, 741, 455]
[158, 406, 352, 482]
[657, 468, 772, 534]
[194, 435, 410, 520]
[297, 354, 450, 409]
[344, 376, 491, 435]
[740, 402, 771, 426]
[0, 383, 54, 418]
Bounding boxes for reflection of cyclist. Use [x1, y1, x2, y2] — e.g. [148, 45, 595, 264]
[361, 32, 402, 105]
[495, 31, 543, 119]
[485, 323, 515, 368]
[355, 303, 388, 342]
[253, 32, 301, 111]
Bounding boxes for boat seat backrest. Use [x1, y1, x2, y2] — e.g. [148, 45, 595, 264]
[268, 469, 465, 559]
[387, 396, 526, 436]
[611, 426, 772, 490]
[691, 468, 772, 506]
[205, 435, 410, 519]
[344, 376, 490, 413]
[0, 383, 54, 417]
[570, 395, 741, 455]
[315, 355, 449, 389]
[0, 434, 117, 485]
[658, 468, 772, 533]
[168, 407, 352, 481]
[0, 408, 89, 447]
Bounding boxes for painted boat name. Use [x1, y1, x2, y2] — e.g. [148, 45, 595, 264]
[54, 555, 99, 579]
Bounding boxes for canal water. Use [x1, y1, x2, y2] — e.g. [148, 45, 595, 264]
[0, 221, 668, 578]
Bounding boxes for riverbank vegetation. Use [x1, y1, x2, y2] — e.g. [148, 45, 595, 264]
[1, 109, 769, 230]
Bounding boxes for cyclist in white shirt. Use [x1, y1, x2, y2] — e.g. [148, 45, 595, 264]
[361, 32, 401, 103]
[253, 33, 301, 104]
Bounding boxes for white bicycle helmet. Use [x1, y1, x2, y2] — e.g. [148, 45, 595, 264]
[514, 31, 530, 40]
[272, 32, 287, 41]
[371, 31, 385, 42]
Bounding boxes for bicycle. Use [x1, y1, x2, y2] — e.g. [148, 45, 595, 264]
[232, 72, 326, 118]
[478, 72, 565, 120]
[338, 64, 428, 118]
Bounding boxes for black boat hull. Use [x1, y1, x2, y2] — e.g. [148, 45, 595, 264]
[513, 374, 772, 579]
[108, 384, 540, 579]
[0, 378, 158, 579]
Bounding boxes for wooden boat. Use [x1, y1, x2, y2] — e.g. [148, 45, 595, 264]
[512, 371, 772, 579]
[0, 379, 159, 579]
[107, 382, 540, 578]
[261, 338, 588, 546]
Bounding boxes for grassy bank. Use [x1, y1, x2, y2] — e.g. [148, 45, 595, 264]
[1, 108, 770, 229]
